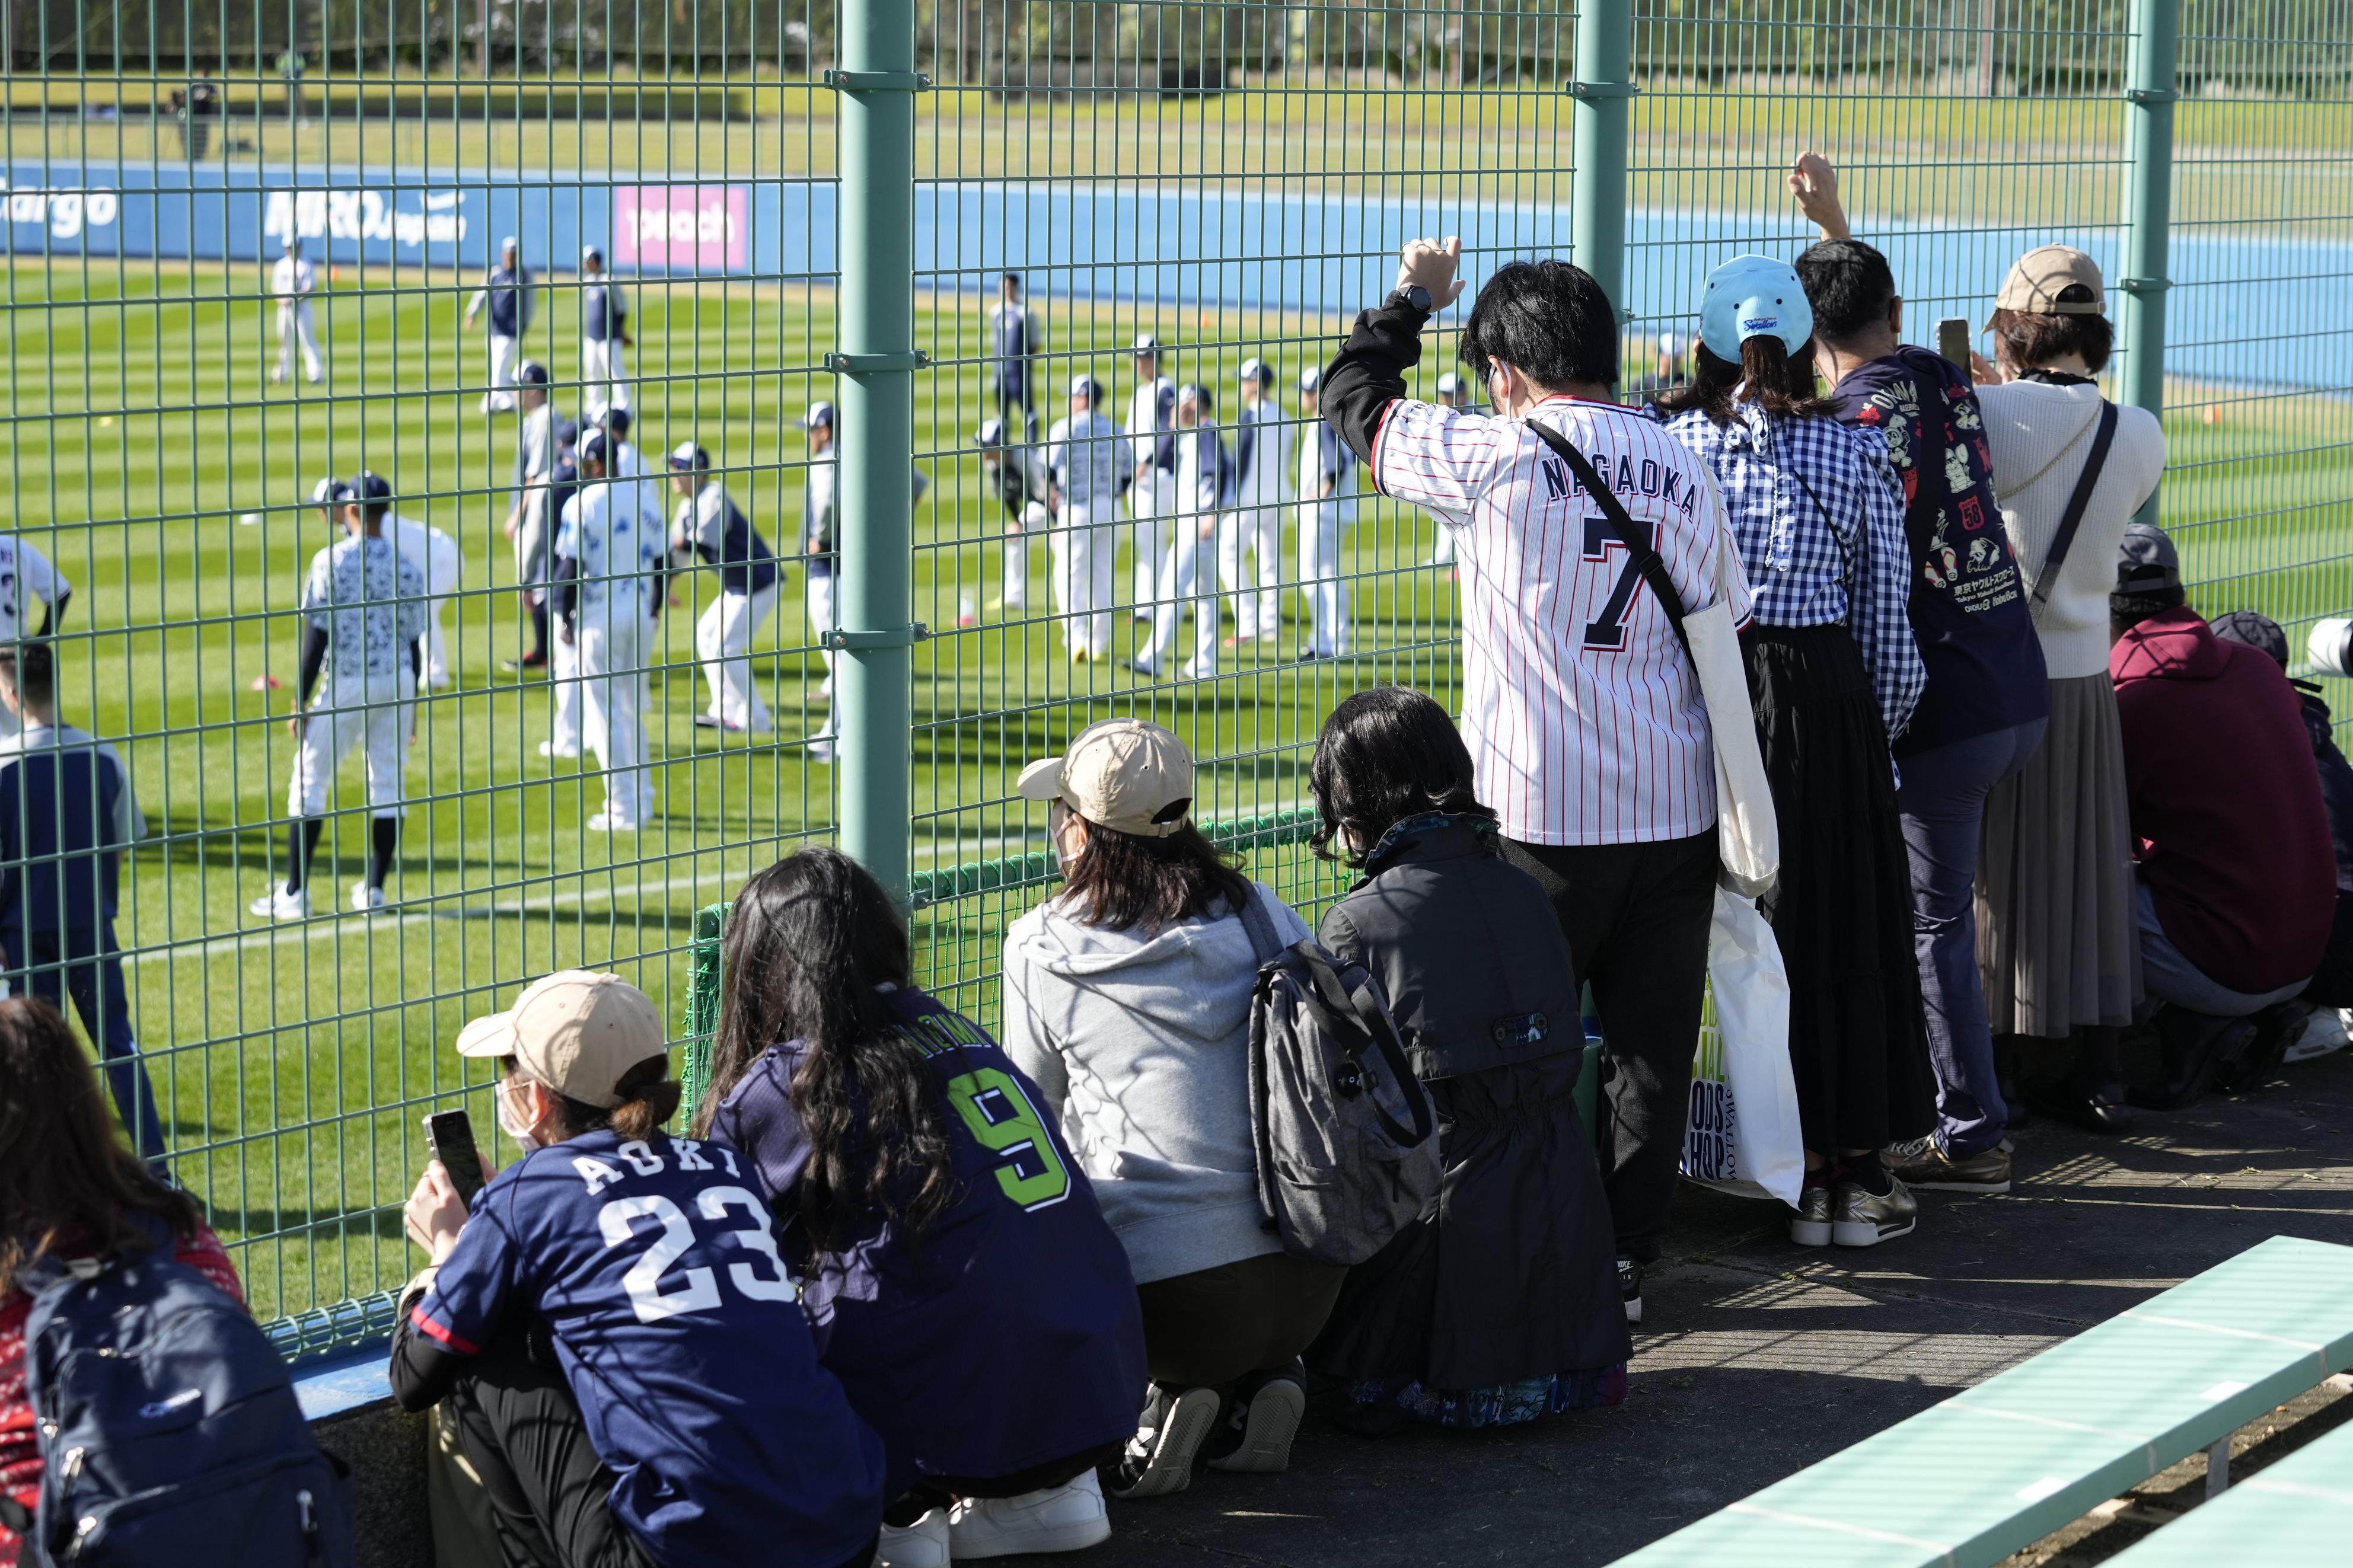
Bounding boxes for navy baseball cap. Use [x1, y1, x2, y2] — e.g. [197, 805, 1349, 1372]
[309, 476, 351, 507]
[603, 407, 633, 436]
[581, 245, 603, 265]
[576, 430, 611, 466]
[2116, 522, 2181, 593]
[1297, 366, 1322, 393]
[798, 403, 836, 432]
[1239, 357, 1271, 385]
[668, 440, 708, 471]
[2209, 610, 2289, 669]
[515, 360, 550, 387]
[347, 470, 392, 507]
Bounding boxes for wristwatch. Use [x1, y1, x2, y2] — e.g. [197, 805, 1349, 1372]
[1392, 283, 1433, 313]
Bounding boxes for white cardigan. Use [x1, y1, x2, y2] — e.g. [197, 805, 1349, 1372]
[1978, 379, 2167, 681]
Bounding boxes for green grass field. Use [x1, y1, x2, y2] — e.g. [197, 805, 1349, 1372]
[11, 224, 2351, 1329]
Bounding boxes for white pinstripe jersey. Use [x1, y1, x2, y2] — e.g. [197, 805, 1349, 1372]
[1373, 394, 1752, 847]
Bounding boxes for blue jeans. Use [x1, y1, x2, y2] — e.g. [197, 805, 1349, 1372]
[2, 922, 167, 1162]
[2134, 883, 2310, 1020]
[1896, 718, 2048, 1159]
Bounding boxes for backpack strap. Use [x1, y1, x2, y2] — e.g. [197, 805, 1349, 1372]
[0, 1493, 28, 1535]
[1524, 419, 1692, 654]
[2027, 398, 2120, 610]
[1233, 886, 1284, 967]
[1289, 946, 1435, 1149]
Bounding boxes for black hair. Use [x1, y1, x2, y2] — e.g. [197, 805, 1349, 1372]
[1992, 290, 2114, 373]
[0, 641, 56, 707]
[506, 1053, 682, 1145]
[1793, 238, 1898, 347]
[604, 407, 633, 436]
[1457, 259, 1619, 391]
[2110, 584, 2188, 641]
[1058, 817, 1255, 938]
[1309, 687, 1491, 864]
[1652, 336, 1837, 426]
[694, 847, 958, 1251]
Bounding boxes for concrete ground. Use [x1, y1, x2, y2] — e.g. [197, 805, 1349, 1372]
[1044, 1045, 2353, 1568]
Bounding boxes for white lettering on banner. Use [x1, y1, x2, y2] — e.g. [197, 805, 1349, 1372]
[262, 185, 468, 250]
[632, 202, 738, 246]
[0, 180, 114, 238]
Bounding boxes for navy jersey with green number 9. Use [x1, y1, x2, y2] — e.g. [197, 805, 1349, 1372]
[944, 1065, 1070, 1211]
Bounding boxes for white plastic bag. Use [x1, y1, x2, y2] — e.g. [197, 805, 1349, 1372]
[1682, 886, 1804, 1206]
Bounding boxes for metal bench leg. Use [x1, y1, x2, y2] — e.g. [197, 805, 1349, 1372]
[2206, 1437, 2231, 1497]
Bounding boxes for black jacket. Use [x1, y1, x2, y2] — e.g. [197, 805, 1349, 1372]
[1306, 814, 1631, 1390]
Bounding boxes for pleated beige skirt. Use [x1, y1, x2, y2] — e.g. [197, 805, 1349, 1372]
[1977, 673, 2142, 1036]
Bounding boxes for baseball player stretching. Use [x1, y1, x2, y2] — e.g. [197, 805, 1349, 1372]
[269, 235, 324, 385]
[1295, 366, 1360, 660]
[668, 441, 780, 734]
[1130, 384, 1233, 679]
[0, 527, 71, 746]
[1123, 336, 1176, 617]
[463, 237, 534, 413]
[312, 478, 461, 689]
[577, 247, 631, 421]
[556, 430, 661, 831]
[503, 362, 559, 676]
[1044, 376, 1122, 663]
[251, 471, 427, 919]
[1217, 357, 1293, 648]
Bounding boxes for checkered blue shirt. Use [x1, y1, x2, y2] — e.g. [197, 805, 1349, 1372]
[1662, 403, 1926, 740]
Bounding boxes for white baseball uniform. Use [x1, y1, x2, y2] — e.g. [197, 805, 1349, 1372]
[466, 263, 533, 412]
[1372, 395, 1750, 845]
[1046, 410, 1124, 659]
[270, 253, 324, 384]
[1219, 398, 1294, 641]
[1124, 376, 1176, 611]
[802, 452, 839, 730]
[673, 479, 780, 733]
[388, 513, 462, 688]
[288, 532, 426, 819]
[1141, 421, 1232, 676]
[0, 534, 69, 743]
[1296, 420, 1360, 659]
[556, 473, 661, 828]
[579, 277, 629, 419]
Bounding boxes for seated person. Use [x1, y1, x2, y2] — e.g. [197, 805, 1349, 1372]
[2109, 529, 2336, 1101]
[2208, 610, 2353, 1043]
[999, 720, 1340, 1500]
[700, 847, 1146, 1567]
[1300, 688, 1630, 1433]
[389, 970, 886, 1568]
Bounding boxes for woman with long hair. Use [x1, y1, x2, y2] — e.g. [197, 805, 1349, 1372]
[390, 970, 886, 1568]
[1972, 247, 2166, 1130]
[1000, 718, 1340, 1500]
[698, 847, 1146, 1568]
[1301, 688, 1630, 1432]
[0, 998, 244, 1568]
[1656, 254, 1935, 1249]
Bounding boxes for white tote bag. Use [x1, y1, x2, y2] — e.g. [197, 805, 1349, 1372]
[1682, 886, 1804, 1206]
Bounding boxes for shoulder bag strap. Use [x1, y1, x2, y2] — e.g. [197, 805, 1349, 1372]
[1233, 885, 1284, 967]
[2028, 398, 2119, 609]
[1524, 419, 1691, 654]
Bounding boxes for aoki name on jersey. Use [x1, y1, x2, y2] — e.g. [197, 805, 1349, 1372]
[570, 1136, 801, 1324]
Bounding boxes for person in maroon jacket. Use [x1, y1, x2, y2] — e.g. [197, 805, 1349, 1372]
[2109, 523, 2335, 1104]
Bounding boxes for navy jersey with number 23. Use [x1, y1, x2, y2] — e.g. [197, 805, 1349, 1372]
[410, 1129, 885, 1568]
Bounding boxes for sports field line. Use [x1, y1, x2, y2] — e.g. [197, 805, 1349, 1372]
[126, 833, 1039, 967]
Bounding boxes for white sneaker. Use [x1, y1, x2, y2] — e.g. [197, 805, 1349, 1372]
[248, 884, 307, 921]
[949, 1470, 1110, 1559]
[538, 740, 579, 759]
[585, 813, 638, 833]
[2283, 1005, 2351, 1064]
[807, 734, 836, 764]
[349, 883, 386, 914]
[872, 1507, 950, 1568]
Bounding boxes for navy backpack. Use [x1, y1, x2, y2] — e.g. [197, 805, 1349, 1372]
[0, 1215, 353, 1566]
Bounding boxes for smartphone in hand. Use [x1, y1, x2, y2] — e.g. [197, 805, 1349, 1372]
[423, 1109, 487, 1211]
[1936, 317, 1972, 369]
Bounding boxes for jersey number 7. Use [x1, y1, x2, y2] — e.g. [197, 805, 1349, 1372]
[1582, 513, 1659, 652]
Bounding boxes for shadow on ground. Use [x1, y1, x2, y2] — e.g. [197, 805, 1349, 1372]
[1035, 1048, 2353, 1568]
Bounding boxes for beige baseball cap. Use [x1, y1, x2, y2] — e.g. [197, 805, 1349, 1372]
[455, 969, 665, 1109]
[1015, 718, 1194, 838]
[1994, 245, 2106, 317]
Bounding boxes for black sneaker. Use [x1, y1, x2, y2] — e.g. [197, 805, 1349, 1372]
[1106, 1384, 1220, 1500]
[1203, 1361, 1307, 1474]
[1617, 1255, 1643, 1324]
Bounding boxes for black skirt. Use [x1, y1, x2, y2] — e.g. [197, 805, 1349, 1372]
[1742, 622, 1936, 1154]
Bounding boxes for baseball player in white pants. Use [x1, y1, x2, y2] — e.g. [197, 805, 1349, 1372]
[463, 237, 534, 413]
[311, 479, 461, 689]
[269, 237, 324, 385]
[0, 530, 71, 745]
[1045, 376, 1122, 663]
[251, 472, 426, 919]
[1296, 368, 1360, 660]
[1217, 358, 1294, 646]
[668, 440, 781, 734]
[557, 432, 660, 831]
[577, 247, 630, 420]
[1133, 385, 1232, 679]
[1124, 336, 1176, 618]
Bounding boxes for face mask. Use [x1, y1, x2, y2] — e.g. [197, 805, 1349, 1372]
[496, 1080, 541, 1151]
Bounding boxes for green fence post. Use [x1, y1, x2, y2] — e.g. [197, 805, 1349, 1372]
[827, 0, 923, 906]
[2119, 0, 2179, 525]
[1569, 0, 1633, 338]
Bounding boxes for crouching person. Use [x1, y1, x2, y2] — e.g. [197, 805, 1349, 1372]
[699, 847, 1147, 1567]
[1301, 688, 1631, 1430]
[389, 970, 886, 1568]
[1002, 720, 1344, 1499]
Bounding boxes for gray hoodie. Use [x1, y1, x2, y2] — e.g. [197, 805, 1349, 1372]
[999, 881, 1311, 1285]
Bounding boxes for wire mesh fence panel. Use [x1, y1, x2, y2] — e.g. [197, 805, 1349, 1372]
[7, 1, 2351, 1352]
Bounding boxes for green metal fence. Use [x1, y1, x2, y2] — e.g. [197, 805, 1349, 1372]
[7, 0, 2348, 1358]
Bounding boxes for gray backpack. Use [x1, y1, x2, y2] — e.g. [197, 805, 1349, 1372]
[1236, 890, 1441, 1266]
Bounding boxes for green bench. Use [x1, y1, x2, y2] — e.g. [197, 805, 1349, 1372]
[1609, 1234, 2353, 1568]
[2100, 1406, 2353, 1567]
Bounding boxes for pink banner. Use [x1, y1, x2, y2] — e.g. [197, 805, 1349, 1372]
[613, 184, 748, 272]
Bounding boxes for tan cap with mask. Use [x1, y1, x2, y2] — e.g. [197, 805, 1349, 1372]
[455, 969, 665, 1108]
[1993, 244, 2106, 316]
[1015, 718, 1195, 838]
